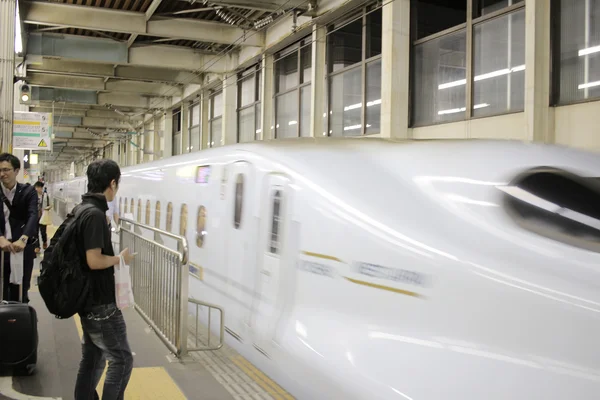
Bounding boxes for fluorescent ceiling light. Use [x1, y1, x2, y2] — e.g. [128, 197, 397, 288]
[437, 103, 489, 115]
[578, 80, 600, 90]
[579, 45, 600, 56]
[15, 2, 23, 54]
[438, 65, 525, 90]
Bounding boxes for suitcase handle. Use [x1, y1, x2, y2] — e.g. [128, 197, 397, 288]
[0, 250, 23, 303]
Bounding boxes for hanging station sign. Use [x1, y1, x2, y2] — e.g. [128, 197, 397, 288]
[13, 111, 53, 151]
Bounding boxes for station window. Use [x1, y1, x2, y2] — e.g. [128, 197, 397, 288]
[196, 206, 207, 248]
[172, 107, 182, 156]
[502, 167, 600, 253]
[137, 199, 142, 223]
[237, 65, 262, 142]
[155, 201, 161, 229]
[166, 202, 173, 232]
[180, 204, 188, 236]
[145, 200, 151, 225]
[411, 0, 525, 126]
[553, 0, 600, 105]
[209, 89, 223, 147]
[234, 174, 244, 229]
[274, 37, 312, 138]
[269, 190, 283, 254]
[327, 6, 382, 136]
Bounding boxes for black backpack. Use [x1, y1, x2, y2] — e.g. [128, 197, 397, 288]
[39, 203, 95, 319]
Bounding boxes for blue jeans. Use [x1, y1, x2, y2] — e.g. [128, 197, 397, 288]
[74, 303, 133, 400]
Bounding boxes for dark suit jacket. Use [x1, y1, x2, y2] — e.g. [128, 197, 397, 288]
[0, 182, 39, 247]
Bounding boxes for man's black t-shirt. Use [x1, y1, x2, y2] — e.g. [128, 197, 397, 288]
[77, 193, 115, 306]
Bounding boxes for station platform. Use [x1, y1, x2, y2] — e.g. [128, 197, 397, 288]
[0, 225, 293, 400]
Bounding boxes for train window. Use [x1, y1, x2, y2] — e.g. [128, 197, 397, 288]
[130, 199, 134, 216]
[155, 201, 161, 229]
[145, 200, 151, 225]
[180, 204, 188, 236]
[166, 202, 173, 232]
[234, 174, 244, 229]
[137, 199, 142, 222]
[124, 198, 128, 213]
[196, 206, 207, 247]
[501, 167, 600, 252]
[269, 190, 283, 254]
[119, 197, 123, 214]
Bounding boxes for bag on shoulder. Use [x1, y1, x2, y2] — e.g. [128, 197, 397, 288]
[38, 203, 95, 319]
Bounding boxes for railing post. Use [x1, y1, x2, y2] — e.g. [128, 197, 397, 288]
[178, 237, 189, 357]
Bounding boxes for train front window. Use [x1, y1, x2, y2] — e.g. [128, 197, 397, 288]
[501, 167, 600, 252]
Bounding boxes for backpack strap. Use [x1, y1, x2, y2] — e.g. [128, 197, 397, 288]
[0, 187, 13, 213]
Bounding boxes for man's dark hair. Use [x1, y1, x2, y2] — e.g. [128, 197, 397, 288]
[34, 181, 44, 188]
[0, 153, 20, 170]
[86, 159, 121, 193]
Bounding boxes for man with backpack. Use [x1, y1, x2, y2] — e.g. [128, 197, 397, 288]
[40, 159, 135, 399]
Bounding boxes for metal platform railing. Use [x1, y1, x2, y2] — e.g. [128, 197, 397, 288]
[118, 217, 224, 357]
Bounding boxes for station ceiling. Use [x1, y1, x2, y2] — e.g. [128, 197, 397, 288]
[18, 0, 307, 167]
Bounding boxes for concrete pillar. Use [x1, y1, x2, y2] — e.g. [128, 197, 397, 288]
[260, 55, 274, 140]
[222, 74, 237, 146]
[310, 25, 326, 137]
[200, 92, 209, 149]
[524, 0, 553, 143]
[153, 115, 161, 159]
[110, 142, 119, 162]
[0, 0, 16, 152]
[380, 0, 411, 139]
[144, 115, 154, 163]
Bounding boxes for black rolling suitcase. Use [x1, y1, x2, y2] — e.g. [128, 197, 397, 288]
[0, 251, 38, 375]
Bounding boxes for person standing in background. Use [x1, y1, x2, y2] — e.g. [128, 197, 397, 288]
[106, 196, 119, 231]
[34, 181, 52, 250]
[0, 153, 39, 303]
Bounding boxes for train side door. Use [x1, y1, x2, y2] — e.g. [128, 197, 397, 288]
[224, 161, 255, 340]
[251, 173, 294, 356]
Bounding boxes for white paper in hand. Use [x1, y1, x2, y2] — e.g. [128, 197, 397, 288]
[114, 255, 134, 310]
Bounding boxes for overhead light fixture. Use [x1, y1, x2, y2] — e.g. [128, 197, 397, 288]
[579, 45, 600, 56]
[15, 1, 23, 54]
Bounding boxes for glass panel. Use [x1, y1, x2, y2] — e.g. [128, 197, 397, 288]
[255, 103, 262, 138]
[473, 9, 525, 117]
[269, 191, 282, 254]
[239, 107, 255, 143]
[240, 75, 256, 107]
[366, 59, 381, 134]
[275, 90, 299, 138]
[367, 8, 382, 58]
[196, 206, 206, 248]
[475, 0, 523, 17]
[300, 85, 311, 137]
[190, 126, 200, 152]
[557, 0, 600, 104]
[212, 91, 223, 117]
[414, 1, 466, 40]
[166, 202, 173, 232]
[234, 175, 244, 229]
[301, 41, 312, 83]
[210, 117, 222, 147]
[191, 103, 200, 126]
[328, 18, 363, 72]
[330, 67, 362, 136]
[172, 132, 182, 155]
[413, 29, 467, 126]
[180, 204, 188, 236]
[275, 51, 299, 93]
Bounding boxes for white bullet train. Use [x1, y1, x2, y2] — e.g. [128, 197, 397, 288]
[50, 138, 600, 399]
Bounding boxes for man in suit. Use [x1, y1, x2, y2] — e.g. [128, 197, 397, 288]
[0, 153, 39, 303]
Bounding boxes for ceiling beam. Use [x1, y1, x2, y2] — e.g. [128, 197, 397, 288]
[22, 1, 264, 47]
[26, 59, 203, 85]
[27, 33, 230, 72]
[128, 0, 164, 47]
[25, 72, 180, 96]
